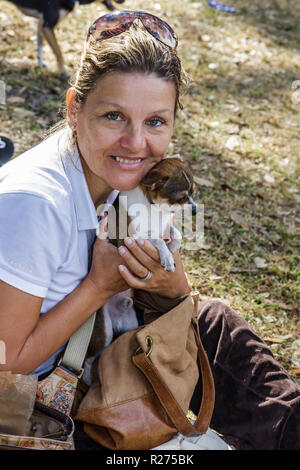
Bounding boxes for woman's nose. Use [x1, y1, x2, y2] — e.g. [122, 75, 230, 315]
[119, 124, 147, 154]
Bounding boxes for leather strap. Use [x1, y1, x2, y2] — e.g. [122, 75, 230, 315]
[132, 319, 215, 436]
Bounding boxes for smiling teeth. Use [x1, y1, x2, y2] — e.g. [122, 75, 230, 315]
[114, 156, 142, 164]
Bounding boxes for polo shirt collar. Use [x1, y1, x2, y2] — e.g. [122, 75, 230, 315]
[59, 132, 119, 232]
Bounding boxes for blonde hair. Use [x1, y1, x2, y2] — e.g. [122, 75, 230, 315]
[49, 22, 187, 141]
[73, 22, 186, 113]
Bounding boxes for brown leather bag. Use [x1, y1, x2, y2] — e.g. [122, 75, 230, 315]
[74, 292, 215, 450]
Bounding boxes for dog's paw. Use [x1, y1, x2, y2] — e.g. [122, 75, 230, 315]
[149, 238, 176, 272]
[162, 256, 176, 272]
[158, 247, 176, 272]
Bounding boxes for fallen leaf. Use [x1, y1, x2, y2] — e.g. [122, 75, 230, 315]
[230, 211, 248, 228]
[264, 174, 275, 184]
[194, 176, 214, 187]
[209, 275, 224, 280]
[6, 96, 25, 104]
[291, 340, 300, 367]
[200, 243, 213, 250]
[254, 257, 268, 268]
[276, 302, 294, 311]
[191, 163, 203, 170]
[226, 124, 240, 135]
[188, 269, 201, 276]
[225, 135, 240, 151]
[13, 107, 35, 116]
[264, 335, 292, 344]
[207, 121, 219, 128]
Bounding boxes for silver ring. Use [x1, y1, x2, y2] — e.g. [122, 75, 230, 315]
[140, 270, 152, 281]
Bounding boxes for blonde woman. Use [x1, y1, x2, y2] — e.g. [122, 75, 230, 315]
[0, 11, 299, 450]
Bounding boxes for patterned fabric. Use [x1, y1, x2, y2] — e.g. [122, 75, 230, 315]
[36, 366, 78, 415]
[0, 432, 73, 450]
[0, 366, 77, 450]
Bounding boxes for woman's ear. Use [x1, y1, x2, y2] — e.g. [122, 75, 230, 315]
[66, 88, 78, 128]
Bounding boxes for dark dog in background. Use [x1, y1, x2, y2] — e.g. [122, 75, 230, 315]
[7, 0, 125, 74]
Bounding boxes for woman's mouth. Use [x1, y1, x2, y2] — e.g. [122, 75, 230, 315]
[110, 155, 144, 170]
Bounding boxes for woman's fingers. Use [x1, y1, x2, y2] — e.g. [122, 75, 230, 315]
[118, 241, 191, 298]
[118, 237, 161, 275]
[118, 245, 150, 279]
[118, 264, 152, 289]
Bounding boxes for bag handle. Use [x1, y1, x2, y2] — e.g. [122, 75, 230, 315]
[132, 317, 215, 436]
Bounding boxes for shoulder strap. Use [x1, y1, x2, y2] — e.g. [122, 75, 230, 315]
[60, 313, 96, 377]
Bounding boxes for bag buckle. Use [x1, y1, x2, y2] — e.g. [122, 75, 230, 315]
[57, 358, 84, 379]
[134, 336, 153, 358]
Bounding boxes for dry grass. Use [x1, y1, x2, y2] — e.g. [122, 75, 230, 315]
[0, 0, 299, 382]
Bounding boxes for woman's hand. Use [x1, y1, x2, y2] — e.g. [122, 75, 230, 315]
[87, 236, 130, 302]
[117, 237, 191, 298]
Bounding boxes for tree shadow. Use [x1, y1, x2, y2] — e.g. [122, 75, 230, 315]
[209, 0, 300, 52]
[0, 61, 69, 150]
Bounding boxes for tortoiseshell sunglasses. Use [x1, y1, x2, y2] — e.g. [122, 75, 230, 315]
[87, 10, 178, 50]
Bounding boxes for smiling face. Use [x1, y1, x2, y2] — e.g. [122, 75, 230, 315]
[67, 72, 176, 204]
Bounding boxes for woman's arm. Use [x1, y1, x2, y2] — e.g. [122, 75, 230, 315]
[0, 234, 188, 374]
[0, 239, 129, 375]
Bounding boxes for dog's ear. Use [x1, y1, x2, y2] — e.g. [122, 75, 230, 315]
[141, 171, 168, 191]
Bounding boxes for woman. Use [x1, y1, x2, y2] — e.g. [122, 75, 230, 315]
[0, 11, 299, 450]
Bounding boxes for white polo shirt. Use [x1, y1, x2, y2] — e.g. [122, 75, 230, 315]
[0, 130, 118, 376]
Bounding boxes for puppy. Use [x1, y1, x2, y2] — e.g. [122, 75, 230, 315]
[6, 0, 125, 74]
[85, 157, 197, 384]
[105, 156, 197, 272]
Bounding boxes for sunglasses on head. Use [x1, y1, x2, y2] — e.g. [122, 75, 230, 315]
[87, 10, 178, 50]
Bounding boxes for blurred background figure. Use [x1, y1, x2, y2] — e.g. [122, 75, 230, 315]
[102, 0, 125, 11]
[5, 1, 126, 75]
[0, 137, 14, 167]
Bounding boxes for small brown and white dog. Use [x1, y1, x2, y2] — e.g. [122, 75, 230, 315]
[99, 156, 197, 272]
[6, 0, 125, 74]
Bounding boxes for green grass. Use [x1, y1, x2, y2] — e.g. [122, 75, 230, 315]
[0, 0, 299, 382]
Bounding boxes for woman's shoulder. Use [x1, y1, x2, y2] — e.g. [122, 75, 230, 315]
[0, 130, 73, 209]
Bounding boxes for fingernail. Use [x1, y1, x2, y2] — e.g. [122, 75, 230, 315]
[118, 246, 126, 255]
[125, 237, 133, 245]
[119, 265, 125, 272]
[138, 239, 145, 246]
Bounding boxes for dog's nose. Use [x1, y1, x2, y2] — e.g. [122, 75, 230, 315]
[188, 196, 199, 215]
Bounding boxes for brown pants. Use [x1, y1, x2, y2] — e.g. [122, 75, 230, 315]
[74, 299, 300, 450]
[190, 300, 300, 450]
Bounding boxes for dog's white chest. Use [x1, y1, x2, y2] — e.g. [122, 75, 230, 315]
[119, 187, 172, 240]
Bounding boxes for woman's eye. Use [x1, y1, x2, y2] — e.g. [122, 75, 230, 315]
[147, 117, 165, 127]
[105, 112, 122, 121]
